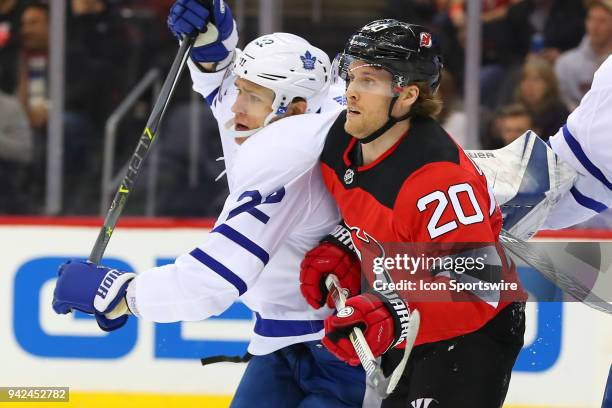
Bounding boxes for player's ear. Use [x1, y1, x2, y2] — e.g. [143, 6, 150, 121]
[399, 84, 419, 106]
[394, 84, 419, 117]
[286, 98, 308, 117]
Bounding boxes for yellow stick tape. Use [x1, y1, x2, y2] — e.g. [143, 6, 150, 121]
[0, 391, 581, 408]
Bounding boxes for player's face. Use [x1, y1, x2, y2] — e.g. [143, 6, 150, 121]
[344, 61, 395, 139]
[231, 78, 275, 131]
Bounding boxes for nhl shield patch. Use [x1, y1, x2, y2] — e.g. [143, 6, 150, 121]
[344, 168, 355, 185]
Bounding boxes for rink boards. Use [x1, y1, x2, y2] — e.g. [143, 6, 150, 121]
[0, 217, 610, 408]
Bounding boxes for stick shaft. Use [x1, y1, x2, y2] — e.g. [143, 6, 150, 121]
[325, 275, 384, 381]
[89, 39, 194, 263]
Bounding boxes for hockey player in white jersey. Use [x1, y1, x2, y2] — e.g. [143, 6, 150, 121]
[51, 1, 369, 407]
[540, 54, 612, 229]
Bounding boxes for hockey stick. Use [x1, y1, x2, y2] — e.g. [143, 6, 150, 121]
[499, 229, 612, 314]
[89, 38, 194, 263]
[325, 274, 421, 398]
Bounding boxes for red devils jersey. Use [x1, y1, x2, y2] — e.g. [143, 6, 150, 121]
[320, 112, 523, 346]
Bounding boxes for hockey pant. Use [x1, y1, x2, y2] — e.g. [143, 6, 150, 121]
[230, 340, 371, 408]
[381, 302, 526, 408]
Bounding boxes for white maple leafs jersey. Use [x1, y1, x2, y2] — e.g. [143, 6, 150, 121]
[126, 59, 346, 355]
[543, 55, 612, 229]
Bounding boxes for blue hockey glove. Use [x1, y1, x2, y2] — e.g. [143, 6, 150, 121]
[52, 260, 136, 332]
[167, 0, 237, 64]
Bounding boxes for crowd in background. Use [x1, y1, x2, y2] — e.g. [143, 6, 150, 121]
[0, 0, 611, 227]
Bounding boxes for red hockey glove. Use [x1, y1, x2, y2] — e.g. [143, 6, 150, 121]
[322, 290, 412, 366]
[300, 223, 361, 309]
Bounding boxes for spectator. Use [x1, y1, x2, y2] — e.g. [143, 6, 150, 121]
[448, 0, 533, 107]
[17, 2, 49, 131]
[16, 1, 109, 214]
[0, 0, 24, 93]
[68, 0, 129, 113]
[446, 0, 584, 108]
[429, 1, 466, 89]
[519, 0, 586, 63]
[69, 0, 125, 63]
[18, 1, 119, 129]
[13, 2, 51, 211]
[0, 90, 32, 164]
[494, 103, 533, 147]
[555, 0, 612, 110]
[516, 57, 568, 140]
[0, 90, 33, 213]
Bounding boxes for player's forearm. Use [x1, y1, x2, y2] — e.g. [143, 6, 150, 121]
[187, 59, 229, 105]
[125, 261, 238, 322]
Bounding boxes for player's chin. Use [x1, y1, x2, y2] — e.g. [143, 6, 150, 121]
[345, 120, 372, 140]
[344, 117, 362, 137]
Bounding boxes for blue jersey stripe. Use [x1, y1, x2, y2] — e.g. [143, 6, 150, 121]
[254, 313, 324, 337]
[570, 186, 608, 213]
[206, 87, 220, 105]
[212, 224, 270, 265]
[189, 248, 247, 295]
[563, 125, 612, 190]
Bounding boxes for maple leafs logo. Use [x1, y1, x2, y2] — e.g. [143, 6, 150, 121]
[300, 50, 316, 70]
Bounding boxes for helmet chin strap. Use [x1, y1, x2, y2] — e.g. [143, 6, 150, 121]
[224, 118, 261, 141]
[263, 110, 280, 126]
[223, 104, 287, 143]
[359, 96, 411, 144]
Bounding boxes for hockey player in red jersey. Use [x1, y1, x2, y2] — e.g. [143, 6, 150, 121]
[300, 20, 526, 407]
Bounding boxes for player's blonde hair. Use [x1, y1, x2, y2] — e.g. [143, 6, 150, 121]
[408, 81, 443, 119]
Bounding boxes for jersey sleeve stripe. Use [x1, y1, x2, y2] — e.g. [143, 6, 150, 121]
[254, 313, 324, 337]
[189, 248, 248, 295]
[563, 125, 612, 190]
[570, 186, 608, 213]
[206, 87, 220, 105]
[212, 224, 270, 265]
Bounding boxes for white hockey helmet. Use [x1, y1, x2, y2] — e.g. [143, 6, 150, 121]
[232, 32, 331, 127]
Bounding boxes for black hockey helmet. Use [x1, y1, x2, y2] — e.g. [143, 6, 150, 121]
[336, 19, 443, 144]
[338, 19, 443, 92]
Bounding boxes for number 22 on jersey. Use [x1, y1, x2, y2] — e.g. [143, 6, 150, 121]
[227, 187, 286, 224]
